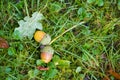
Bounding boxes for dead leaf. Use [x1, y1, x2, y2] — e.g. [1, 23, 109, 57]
[0, 37, 9, 48]
[14, 12, 43, 39]
[102, 75, 110, 80]
[37, 66, 49, 71]
[108, 69, 120, 80]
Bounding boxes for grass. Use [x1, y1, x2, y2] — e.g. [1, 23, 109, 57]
[0, 0, 120, 80]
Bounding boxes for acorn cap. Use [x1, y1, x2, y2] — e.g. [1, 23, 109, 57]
[41, 46, 54, 54]
[40, 34, 51, 45]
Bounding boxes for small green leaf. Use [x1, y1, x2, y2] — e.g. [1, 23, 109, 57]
[86, 12, 92, 19]
[33, 69, 39, 76]
[77, 7, 86, 20]
[47, 69, 58, 78]
[28, 70, 34, 78]
[12, 30, 21, 40]
[48, 62, 56, 68]
[0, 30, 4, 36]
[5, 77, 13, 80]
[36, 60, 44, 65]
[83, 43, 91, 49]
[118, 0, 120, 10]
[79, 74, 85, 80]
[77, 7, 85, 15]
[8, 47, 16, 56]
[82, 55, 88, 61]
[5, 67, 11, 73]
[28, 69, 39, 78]
[50, 3, 62, 12]
[15, 1, 24, 9]
[76, 66, 82, 73]
[81, 27, 91, 35]
[87, 0, 95, 4]
[92, 49, 100, 55]
[52, 55, 60, 63]
[56, 60, 70, 68]
[96, 0, 104, 6]
[18, 43, 24, 50]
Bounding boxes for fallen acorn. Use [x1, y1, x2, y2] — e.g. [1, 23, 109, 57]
[40, 46, 54, 63]
[34, 30, 51, 45]
[34, 30, 46, 42]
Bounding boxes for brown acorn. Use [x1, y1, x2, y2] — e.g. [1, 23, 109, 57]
[40, 46, 54, 63]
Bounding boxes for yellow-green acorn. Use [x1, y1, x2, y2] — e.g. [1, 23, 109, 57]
[34, 30, 51, 45]
[34, 31, 46, 42]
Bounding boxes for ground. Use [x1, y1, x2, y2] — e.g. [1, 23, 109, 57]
[0, 0, 120, 80]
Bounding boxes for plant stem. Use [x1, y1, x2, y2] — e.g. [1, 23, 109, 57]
[24, 0, 29, 16]
[49, 21, 85, 45]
